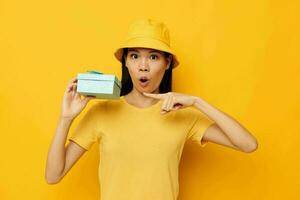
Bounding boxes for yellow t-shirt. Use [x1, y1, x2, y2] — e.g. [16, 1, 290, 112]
[68, 95, 215, 200]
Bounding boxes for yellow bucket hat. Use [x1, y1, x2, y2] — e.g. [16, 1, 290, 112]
[114, 18, 179, 69]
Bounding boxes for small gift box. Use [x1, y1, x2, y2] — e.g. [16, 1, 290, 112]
[76, 70, 121, 99]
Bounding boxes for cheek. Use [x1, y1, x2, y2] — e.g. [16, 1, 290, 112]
[152, 69, 166, 84]
[127, 68, 140, 83]
[125, 62, 137, 76]
[156, 62, 168, 74]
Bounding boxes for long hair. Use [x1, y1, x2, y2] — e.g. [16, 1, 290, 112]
[120, 48, 173, 96]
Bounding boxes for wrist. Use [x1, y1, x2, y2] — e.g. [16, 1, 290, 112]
[59, 115, 75, 123]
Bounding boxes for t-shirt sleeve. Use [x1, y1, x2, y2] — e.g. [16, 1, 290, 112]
[185, 108, 215, 147]
[68, 102, 104, 151]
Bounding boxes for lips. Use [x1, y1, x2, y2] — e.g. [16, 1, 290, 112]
[138, 76, 150, 87]
[139, 76, 149, 82]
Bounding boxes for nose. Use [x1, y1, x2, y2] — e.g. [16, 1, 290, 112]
[138, 58, 149, 72]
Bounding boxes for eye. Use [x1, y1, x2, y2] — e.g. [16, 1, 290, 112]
[130, 53, 138, 59]
[150, 54, 159, 60]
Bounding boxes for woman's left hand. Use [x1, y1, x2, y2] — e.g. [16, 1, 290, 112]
[143, 92, 198, 115]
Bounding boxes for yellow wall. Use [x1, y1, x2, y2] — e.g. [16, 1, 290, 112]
[1, 0, 299, 199]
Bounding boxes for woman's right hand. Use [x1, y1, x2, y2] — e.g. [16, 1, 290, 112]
[60, 77, 96, 120]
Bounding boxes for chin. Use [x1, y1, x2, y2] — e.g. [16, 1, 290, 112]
[134, 85, 154, 94]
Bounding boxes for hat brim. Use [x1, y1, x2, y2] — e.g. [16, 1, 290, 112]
[114, 37, 179, 68]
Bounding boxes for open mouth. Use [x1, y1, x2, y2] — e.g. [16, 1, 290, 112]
[139, 76, 149, 82]
[138, 76, 150, 87]
[140, 78, 148, 82]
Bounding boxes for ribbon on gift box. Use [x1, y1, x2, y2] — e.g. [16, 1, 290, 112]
[86, 70, 104, 74]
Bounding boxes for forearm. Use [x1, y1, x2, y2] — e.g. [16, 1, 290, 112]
[45, 117, 73, 182]
[193, 96, 258, 151]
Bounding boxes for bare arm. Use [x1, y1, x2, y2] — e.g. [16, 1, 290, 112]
[193, 97, 258, 153]
[202, 123, 243, 151]
[45, 77, 95, 184]
[45, 117, 86, 184]
[142, 92, 258, 153]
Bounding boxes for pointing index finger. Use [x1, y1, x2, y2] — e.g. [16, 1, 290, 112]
[143, 92, 164, 99]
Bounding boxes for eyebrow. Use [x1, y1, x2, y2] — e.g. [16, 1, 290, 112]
[128, 48, 160, 53]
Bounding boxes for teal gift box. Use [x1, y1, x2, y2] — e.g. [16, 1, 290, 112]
[76, 70, 121, 99]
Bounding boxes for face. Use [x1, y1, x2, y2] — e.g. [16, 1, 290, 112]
[125, 47, 172, 94]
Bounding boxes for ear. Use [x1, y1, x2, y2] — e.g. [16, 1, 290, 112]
[166, 55, 172, 70]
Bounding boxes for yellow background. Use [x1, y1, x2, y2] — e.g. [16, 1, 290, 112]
[0, 0, 299, 199]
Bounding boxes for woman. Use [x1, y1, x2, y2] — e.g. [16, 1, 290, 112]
[45, 19, 258, 200]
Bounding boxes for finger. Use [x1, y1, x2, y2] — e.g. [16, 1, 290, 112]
[161, 110, 167, 115]
[143, 92, 165, 99]
[165, 95, 173, 111]
[161, 97, 172, 114]
[68, 77, 77, 84]
[161, 99, 169, 114]
[166, 96, 174, 111]
[74, 91, 81, 99]
[71, 83, 77, 92]
[66, 83, 77, 93]
[67, 81, 77, 88]
[86, 95, 96, 98]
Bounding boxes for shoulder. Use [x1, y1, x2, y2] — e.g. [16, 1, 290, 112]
[83, 100, 108, 116]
